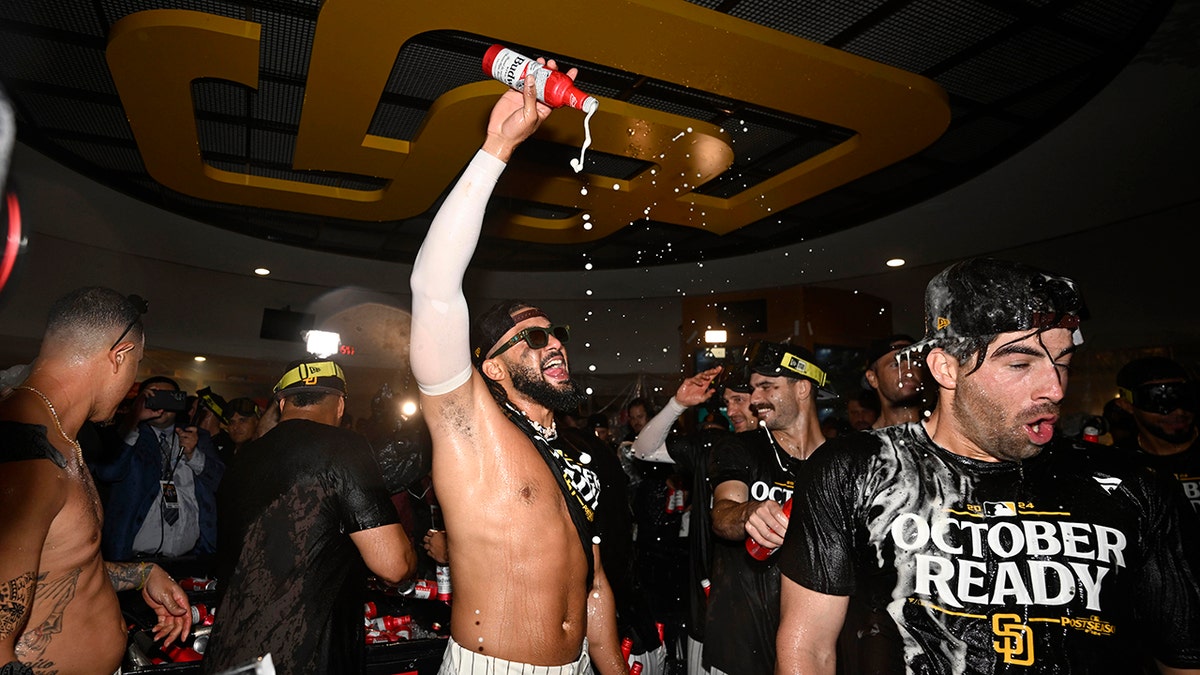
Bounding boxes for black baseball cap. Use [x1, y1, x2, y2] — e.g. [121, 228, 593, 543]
[746, 340, 837, 400]
[1117, 356, 1189, 389]
[225, 397, 261, 419]
[1116, 356, 1195, 414]
[273, 360, 347, 399]
[866, 334, 916, 368]
[470, 300, 548, 365]
[899, 257, 1085, 359]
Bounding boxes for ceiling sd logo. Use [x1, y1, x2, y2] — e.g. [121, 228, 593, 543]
[105, 2, 949, 244]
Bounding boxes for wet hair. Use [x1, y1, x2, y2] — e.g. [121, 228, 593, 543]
[45, 287, 143, 353]
[482, 373, 511, 409]
[902, 258, 1084, 376]
[940, 335, 997, 373]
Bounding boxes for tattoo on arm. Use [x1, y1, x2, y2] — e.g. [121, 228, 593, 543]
[105, 561, 151, 592]
[0, 572, 38, 642]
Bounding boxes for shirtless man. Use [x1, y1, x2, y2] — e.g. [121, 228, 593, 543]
[409, 66, 623, 675]
[1, 287, 191, 674]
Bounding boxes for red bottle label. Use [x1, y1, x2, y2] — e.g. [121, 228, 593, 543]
[744, 498, 793, 560]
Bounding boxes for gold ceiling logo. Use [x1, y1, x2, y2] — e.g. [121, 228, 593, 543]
[106, 2, 949, 244]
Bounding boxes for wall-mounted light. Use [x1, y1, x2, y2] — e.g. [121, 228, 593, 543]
[193, 355, 206, 362]
[886, 258, 906, 268]
[704, 329, 728, 344]
[254, 267, 271, 276]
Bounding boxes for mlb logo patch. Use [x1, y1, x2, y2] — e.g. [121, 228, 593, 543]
[983, 501, 1017, 517]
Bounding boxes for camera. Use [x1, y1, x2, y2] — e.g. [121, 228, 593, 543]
[145, 388, 188, 413]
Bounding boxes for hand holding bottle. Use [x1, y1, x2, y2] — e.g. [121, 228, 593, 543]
[745, 498, 793, 560]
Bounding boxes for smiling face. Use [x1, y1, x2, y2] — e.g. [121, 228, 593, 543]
[490, 316, 585, 413]
[749, 373, 806, 431]
[722, 388, 757, 433]
[938, 328, 1075, 462]
[226, 412, 259, 445]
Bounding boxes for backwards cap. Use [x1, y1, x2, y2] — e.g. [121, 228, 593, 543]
[746, 340, 837, 400]
[866, 334, 916, 368]
[899, 257, 1085, 359]
[470, 300, 548, 365]
[274, 360, 347, 398]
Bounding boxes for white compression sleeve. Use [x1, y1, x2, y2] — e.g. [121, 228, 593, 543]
[631, 397, 688, 463]
[410, 149, 506, 395]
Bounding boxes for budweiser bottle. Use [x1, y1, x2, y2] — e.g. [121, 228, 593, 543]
[430, 504, 452, 603]
[482, 44, 597, 112]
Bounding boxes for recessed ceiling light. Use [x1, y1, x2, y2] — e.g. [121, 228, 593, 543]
[194, 356, 207, 362]
[886, 258, 906, 268]
[254, 267, 271, 276]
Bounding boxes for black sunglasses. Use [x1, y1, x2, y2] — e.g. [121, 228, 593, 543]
[488, 325, 570, 359]
[109, 294, 148, 351]
[1122, 381, 1198, 415]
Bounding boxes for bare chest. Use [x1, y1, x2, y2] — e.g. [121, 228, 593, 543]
[46, 466, 104, 561]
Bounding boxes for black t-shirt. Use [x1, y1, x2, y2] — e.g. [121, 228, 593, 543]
[778, 422, 1200, 674]
[1118, 435, 1200, 515]
[204, 419, 399, 675]
[704, 428, 801, 675]
[666, 427, 728, 641]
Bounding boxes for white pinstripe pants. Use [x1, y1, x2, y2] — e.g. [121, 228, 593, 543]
[438, 637, 591, 675]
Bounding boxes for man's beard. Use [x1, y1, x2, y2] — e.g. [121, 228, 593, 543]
[1144, 415, 1197, 445]
[952, 375, 1051, 462]
[510, 361, 587, 413]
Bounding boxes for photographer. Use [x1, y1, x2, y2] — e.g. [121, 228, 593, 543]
[92, 376, 225, 561]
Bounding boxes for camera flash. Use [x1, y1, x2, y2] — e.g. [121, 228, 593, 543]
[305, 330, 340, 358]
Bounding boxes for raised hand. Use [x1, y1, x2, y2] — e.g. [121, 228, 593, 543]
[675, 366, 723, 407]
[483, 59, 577, 162]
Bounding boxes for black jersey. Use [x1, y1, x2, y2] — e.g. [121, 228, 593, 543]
[778, 422, 1200, 673]
[204, 419, 400, 675]
[1119, 436, 1200, 515]
[704, 427, 802, 675]
[666, 427, 728, 642]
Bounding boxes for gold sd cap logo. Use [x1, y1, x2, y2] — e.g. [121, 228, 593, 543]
[106, 2, 948, 244]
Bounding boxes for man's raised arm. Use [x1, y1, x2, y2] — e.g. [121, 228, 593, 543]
[409, 70, 563, 395]
[631, 366, 721, 462]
